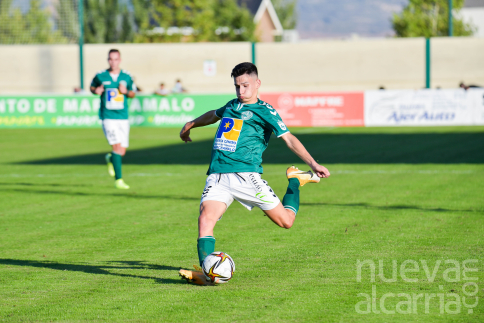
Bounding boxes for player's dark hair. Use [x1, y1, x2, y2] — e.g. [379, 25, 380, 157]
[231, 62, 258, 78]
[108, 49, 120, 56]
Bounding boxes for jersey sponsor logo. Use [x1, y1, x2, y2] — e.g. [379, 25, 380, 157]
[105, 89, 125, 110]
[214, 117, 243, 152]
[241, 111, 253, 120]
[277, 120, 287, 130]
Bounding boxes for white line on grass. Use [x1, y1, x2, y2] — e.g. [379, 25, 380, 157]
[332, 170, 476, 174]
[0, 169, 478, 178]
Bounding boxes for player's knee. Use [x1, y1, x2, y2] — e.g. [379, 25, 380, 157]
[280, 217, 294, 229]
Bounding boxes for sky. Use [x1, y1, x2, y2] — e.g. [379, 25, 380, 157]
[296, 0, 410, 39]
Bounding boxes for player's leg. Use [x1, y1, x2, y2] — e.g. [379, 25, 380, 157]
[180, 200, 227, 286]
[263, 202, 297, 229]
[179, 174, 232, 285]
[103, 120, 130, 189]
[262, 166, 320, 228]
[198, 200, 227, 265]
[111, 143, 126, 177]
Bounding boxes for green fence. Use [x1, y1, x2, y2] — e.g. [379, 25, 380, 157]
[0, 94, 234, 128]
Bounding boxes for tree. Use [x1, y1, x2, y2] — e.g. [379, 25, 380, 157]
[135, 0, 256, 42]
[212, 0, 256, 41]
[272, 0, 297, 29]
[0, 0, 68, 44]
[84, 0, 150, 43]
[392, 0, 475, 37]
[57, 0, 79, 42]
[135, 0, 215, 42]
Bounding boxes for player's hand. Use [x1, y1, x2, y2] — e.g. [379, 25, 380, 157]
[180, 124, 192, 143]
[311, 164, 330, 178]
[94, 85, 104, 95]
[118, 82, 128, 94]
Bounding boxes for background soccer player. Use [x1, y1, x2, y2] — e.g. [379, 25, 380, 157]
[90, 49, 136, 189]
[178, 62, 330, 285]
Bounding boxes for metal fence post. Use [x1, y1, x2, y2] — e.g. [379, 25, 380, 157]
[251, 42, 256, 66]
[448, 0, 453, 37]
[79, 0, 85, 89]
[426, 38, 431, 89]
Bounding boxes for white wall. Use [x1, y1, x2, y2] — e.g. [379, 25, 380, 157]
[257, 38, 426, 92]
[1, 38, 483, 94]
[432, 37, 484, 88]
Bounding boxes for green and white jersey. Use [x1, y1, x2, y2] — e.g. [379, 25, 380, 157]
[207, 99, 290, 175]
[90, 69, 134, 120]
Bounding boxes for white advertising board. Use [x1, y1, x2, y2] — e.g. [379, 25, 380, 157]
[364, 89, 484, 126]
[469, 89, 484, 125]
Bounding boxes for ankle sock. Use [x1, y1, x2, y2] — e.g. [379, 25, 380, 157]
[282, 178, 300, 215]
[197, 236, 215, 266]
[111, 152, 122, 180]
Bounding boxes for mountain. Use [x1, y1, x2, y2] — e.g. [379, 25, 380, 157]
[296, 0, 409, 39]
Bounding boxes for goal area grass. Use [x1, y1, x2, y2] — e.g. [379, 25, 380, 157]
[0, 126, 483, 322]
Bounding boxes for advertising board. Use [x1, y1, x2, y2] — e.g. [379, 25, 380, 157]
[260, 92, 365, 127]
[364, 89, 484, 126]
[0, 94, 234, 128]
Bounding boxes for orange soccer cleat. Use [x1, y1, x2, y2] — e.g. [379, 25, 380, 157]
[286, 166, 320, 187]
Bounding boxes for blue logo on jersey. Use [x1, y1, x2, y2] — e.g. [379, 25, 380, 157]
[217, 118, 234, 138]
[105, 89, 124, 110]
[106, 89, 124, 102]
[214, 117, 243, 152]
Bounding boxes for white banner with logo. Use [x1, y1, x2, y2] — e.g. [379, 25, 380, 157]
[364, 89, 484, 126]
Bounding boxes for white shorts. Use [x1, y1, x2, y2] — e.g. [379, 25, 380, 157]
[102, 119, 130, 148]
[201, 172, 280, 211]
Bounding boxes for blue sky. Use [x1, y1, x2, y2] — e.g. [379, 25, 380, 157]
[296, 0, 409, 39]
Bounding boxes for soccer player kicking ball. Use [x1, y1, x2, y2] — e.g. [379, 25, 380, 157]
[90, 49, 136, 189]
[178, 62, 330, 285]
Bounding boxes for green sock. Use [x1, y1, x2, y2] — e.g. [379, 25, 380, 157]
[197, 236, 215, 267]
[282, 178, 300, 215]
[111, 152, 122, 180]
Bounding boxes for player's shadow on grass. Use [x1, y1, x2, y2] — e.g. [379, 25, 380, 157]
[0, 182, 92, 188]
[0, 259, 188, 285]
[300, 202, 480, 213]
[0, 186, 199, 201]
[18, 132, 484, 165]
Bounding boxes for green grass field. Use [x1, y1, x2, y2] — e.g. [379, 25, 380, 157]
[1, 126, 483, 322]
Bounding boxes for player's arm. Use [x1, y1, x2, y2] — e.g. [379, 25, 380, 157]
[121, 89, 135, 98]
[180, 110, 220, 143]
[90, 75, 104, 95]
[118, 81, 135, 98]
[280, 133, 330, 178]
[90, 84, 104, 95]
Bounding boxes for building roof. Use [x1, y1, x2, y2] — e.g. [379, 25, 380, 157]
[464, 0, 484, 8]
[238, 0, 263, 15]
[239, 0, 283, 34]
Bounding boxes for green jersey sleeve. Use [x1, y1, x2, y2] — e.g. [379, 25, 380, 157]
[90, 74, 102, 88]
[259, 103, 290, 137]
[124, 72, 134, 91]
[127, 77, 134, 91]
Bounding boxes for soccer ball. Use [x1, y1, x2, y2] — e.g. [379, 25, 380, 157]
[202, 251, 235, 284]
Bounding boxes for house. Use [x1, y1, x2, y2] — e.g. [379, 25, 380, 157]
[460, 0, 484, 37]
[239, 0, 284, 42]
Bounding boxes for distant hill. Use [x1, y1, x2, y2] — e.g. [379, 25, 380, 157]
[297, 0, 409, 39]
